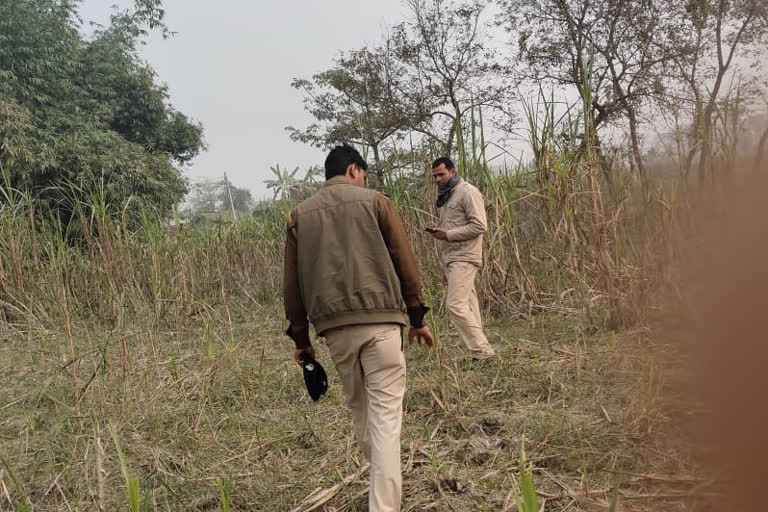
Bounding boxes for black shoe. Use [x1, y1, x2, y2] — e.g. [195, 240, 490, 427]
[302, 356, 328, 401]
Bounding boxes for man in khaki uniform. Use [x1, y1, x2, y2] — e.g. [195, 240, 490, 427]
[429, 157, 495, 365]
[283, 144, 434, 512]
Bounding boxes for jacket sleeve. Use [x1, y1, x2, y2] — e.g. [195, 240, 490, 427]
[376, 195, 429, 328]
[283, 210, 311, 348]
[446, 186, 488, 242]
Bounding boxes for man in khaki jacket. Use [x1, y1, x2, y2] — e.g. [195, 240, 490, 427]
[283, 144, 434, 512]
[429, 157, 495, 365]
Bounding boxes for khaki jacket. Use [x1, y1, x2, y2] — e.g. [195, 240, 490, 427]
[283, 177, 426, 348]
[438, 179, 487, 267]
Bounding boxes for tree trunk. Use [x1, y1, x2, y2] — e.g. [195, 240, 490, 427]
[755, 122, 768, 173]
[593, 133, 616, 200]
[698, 107, 714, 186]
[445, 119, 456, 156]
[626, 107, 648, 198]
[371, 142, 383, 188]
[452, 101, 468, 179]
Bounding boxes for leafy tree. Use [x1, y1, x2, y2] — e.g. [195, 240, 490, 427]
[184, 177, 253, 215]
[292, 166, 323, 199]
[0, 0, 205, 226]
[264, 164, 300, 200]
[288, 46, 430, 185]
[289, 0, 505, 182]
[187, 178, 222, 213]
[220, 183, 253, 212]
[394, 0, 508, 172]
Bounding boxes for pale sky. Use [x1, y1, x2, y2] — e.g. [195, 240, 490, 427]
[79, 0, 407, 200]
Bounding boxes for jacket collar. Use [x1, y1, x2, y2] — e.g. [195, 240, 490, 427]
[323, 176, 354, 188]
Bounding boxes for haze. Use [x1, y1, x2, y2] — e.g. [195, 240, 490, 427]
[79, 0, 406, 200]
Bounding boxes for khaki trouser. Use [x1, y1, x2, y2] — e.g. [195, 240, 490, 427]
[446, 261, 495, 359]
[324, 324, 406, 512]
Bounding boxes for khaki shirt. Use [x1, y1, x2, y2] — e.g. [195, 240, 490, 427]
[438, 179, 487, 267]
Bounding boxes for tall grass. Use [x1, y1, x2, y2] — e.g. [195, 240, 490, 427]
[386, 82, 675, 330]
[0, 108, 701, 510]
[1, 101, 674, 345]
[1, 59, 692, 347]
[0, 185, 289, 333]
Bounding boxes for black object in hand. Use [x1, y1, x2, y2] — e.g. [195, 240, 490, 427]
[302, 356, 328, 401]
[425, 228, 438, 233]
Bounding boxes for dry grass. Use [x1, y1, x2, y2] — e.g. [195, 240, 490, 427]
[0, 43, 755, 508]
[0, 297, 700, 511]
[0, 121, 702, 509]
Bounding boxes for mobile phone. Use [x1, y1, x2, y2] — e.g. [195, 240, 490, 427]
[425, 228, 438, 233]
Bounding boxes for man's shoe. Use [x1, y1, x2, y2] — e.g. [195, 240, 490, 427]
[302, 356, 328, 401]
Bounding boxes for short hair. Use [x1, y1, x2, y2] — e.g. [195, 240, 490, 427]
[431, 157, 455, 170]
[324, 144, 368, 180]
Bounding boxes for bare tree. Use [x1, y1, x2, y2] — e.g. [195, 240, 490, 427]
[393, 0, 508, 172]
[665, 0, 768, 183]
[288, 0, 506, 180]
[500, 0, 675, 195]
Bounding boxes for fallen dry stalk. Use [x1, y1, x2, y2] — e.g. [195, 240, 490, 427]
[290, 463, 369, 512]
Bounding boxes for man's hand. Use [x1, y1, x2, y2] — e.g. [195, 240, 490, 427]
[293, 345, 315, 367]
[430, 228, 448, 241]
[408, 326, 435, 347]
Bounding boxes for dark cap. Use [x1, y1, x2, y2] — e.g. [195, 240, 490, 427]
[302, 356, 328, 401]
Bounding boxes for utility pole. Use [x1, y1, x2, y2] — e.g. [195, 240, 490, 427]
[224, 172, 237, 221]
